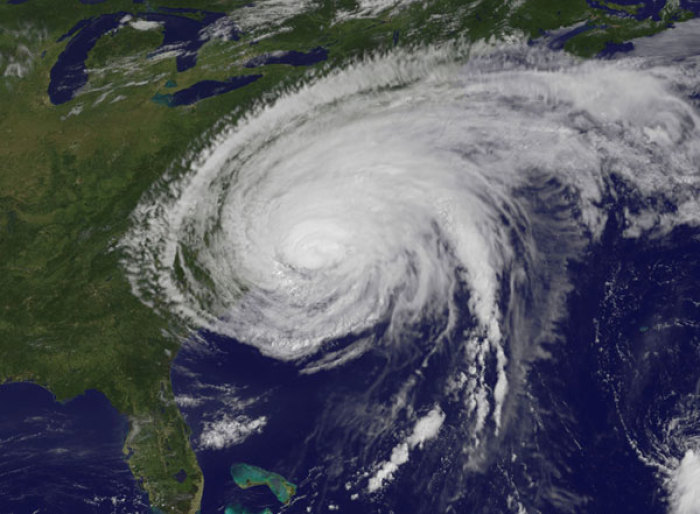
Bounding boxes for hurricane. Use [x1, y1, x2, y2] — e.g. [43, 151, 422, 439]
[121, 42, 700, 513]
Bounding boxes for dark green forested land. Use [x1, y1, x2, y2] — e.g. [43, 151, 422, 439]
[0, 0, 692, 511]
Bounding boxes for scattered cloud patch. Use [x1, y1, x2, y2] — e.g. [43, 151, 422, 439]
[199, 414, 267, 450]
[130, 19, 163, 32]
[368, 405, 445, 492]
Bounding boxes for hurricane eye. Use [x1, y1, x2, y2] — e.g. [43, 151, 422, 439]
[123, 43, 700, 513]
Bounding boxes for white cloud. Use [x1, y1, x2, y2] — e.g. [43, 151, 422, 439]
[671, 450, 700, 514]
[368, 405, 445, 492]
[199, 414, 267, 450]
[130, 20, 163, 32]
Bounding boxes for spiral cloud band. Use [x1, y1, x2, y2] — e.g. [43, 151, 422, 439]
[122, 42, 700, 502]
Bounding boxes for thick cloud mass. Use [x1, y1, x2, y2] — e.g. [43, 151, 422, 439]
[121, 43, 700, 505]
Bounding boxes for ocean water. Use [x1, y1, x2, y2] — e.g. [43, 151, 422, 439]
[0, 383, 150, 514]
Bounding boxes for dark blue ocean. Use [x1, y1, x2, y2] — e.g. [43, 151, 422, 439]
[0, 383, 150, 513]
[170, 208, 700, 513]
[1, 1, 699, 513]
[0, 179, 696, 514]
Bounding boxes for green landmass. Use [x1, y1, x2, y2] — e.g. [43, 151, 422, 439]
[230, 463, 296, 504]
[511, 0, 693, 56]
[0, 0, 694, 512]
[562, 7, 694, 57]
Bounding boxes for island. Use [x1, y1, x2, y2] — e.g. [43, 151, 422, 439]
[230, 463, 297, 504]
[2, 0, 698, 512]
